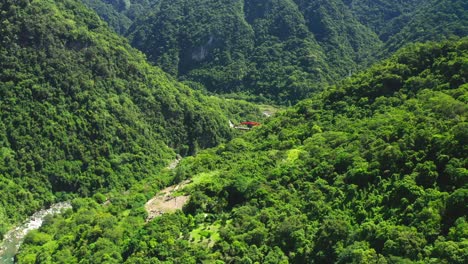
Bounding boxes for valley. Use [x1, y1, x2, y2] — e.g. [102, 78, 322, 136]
[0, 0, 466, 263]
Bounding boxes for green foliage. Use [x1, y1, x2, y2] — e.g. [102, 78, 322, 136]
[384, 0, 468, 53]
[0, 0, 260, 226]
[346, 0, 468, 53]
[17, 38, 468, 263]
[126, 0, 383, 104]
[80, 0, 157, 34]
[120, 0, 467, 104]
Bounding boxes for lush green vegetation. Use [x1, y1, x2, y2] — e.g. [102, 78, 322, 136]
[344, 0, 427, 41]
[80, 0, 157, 34]
[121, 0, 468, 104]
[1, 0, 466, 262]
[126, 0, 383, 104]
[0, 0, 261, 236]
[346, 0, 468, 52]
[16, 38, 468, 263]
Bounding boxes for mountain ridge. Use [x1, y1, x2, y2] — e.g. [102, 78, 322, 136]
[15, 37, 468, 264]
[0, 0, 466, 262]
[121, 0, 467, 103]
[0, 0, 260, 232]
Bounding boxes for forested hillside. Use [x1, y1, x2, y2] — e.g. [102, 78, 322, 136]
[344, 0, 425, 38]
[80, 0, 156, 34]
[0, 0, 260, 235]
[346, 0, 468, 52]
[120, 0, 467, 104]
[16, 38, 468, 263]
[126, 0, 382, 104]
[1, 0, 467, 262]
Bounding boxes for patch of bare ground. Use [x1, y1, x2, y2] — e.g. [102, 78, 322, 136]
[145, 180, 191, 221]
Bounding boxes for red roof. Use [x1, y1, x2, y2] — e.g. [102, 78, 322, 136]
[240, 121, 261, 126]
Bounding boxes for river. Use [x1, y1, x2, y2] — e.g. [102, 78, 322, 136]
[0, 202, 72, 263]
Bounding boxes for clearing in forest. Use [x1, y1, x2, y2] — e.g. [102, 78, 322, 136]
[145, 180, 190, 221]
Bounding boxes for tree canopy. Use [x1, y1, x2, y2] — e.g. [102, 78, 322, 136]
[120, 0, 467, 104]
[16, 37, 468, 263]
[0, 0, 260, 232]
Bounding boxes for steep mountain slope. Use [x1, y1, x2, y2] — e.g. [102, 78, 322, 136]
[80, 0, 157, 34]
[123, 0, 467, 104]
[293, 0, 381, 74]
[0, 0, 259, 234]
[344, 0, 426, 41]
[126, 0, 382, 104]
[17, 38, 468, 263]
[384, 0, 468, 52]
[346, 0, 468, 52]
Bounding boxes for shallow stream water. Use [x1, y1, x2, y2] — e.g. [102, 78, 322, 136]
[0, 202, 72, 263]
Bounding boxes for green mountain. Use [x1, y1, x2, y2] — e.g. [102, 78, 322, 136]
[1, 0, 466, 262]
[80, 0, 156, 34]
[16, 38, 468, 263]
[120, 0, 467, 104]
[347, 0, 468, 52]
[126, 0, 382, 104]
[344, 0, 427, 41]
[383, 0, 468, 52]
[0, 0, 260, 233]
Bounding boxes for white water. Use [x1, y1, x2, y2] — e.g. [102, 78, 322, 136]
[0, 202, 72, 263]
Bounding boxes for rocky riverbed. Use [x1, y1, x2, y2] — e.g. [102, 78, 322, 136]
[0, 202, 72, 263]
